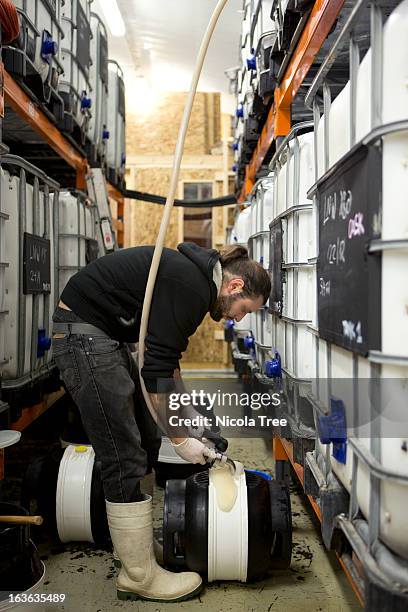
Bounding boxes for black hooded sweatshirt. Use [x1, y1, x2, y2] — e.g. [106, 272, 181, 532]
[60, 242, 220, 393]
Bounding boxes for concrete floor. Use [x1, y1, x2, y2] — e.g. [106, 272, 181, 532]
[35, 438, 360, 612]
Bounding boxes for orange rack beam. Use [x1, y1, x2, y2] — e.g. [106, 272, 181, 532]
[107, 182, 125, 248]
[4, 70, 88, 187]
[240, 0, 346, 200]
[274, 436, 364, 607]
[10, 389, 65, 433]
[0, 389, 65, 481]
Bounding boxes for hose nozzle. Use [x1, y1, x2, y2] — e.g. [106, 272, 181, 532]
[207, 452, 236, 473]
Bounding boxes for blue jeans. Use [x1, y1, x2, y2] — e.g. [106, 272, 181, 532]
[51, 331, 161, 503]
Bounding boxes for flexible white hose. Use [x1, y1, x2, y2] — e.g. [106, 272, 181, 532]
[138, 0, 230, 423]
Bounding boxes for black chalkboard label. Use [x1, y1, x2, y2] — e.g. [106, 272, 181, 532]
[269, 218, 283, 316]
[23, 233, 51, 294]
[118, 76, 126, 117]
[316, 144, 382, 355]
[99, 32, 108, 85]
[76, 2, 91, 70]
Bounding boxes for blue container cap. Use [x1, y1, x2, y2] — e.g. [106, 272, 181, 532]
[244, 334, 255, 350]
[232, 142, 239, 151]
[265, 352, 282, 378]
[41, 31, 58, 61]
[246, 56, 256, 71]
[246, 469, 272, 480]
[236, 105, 244, 119]
[224, 319, 234, 330]
[103, 129, 110, 139]
[81, 93, 92, 109]
[37, 329, 51, 358]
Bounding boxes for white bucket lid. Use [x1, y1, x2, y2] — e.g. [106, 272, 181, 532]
[0, 430, 21, 449]
[56, 445, 94, 543]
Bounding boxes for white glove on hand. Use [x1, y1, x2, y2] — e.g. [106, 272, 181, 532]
[171, 438, 217, 465]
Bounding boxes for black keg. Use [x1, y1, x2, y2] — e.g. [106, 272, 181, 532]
[163, 470, 292, 581]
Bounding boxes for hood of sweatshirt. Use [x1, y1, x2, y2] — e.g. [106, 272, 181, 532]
[177, 242, 220, 307]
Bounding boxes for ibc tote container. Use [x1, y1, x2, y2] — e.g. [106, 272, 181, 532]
[57, 191, 99, 296]
[88, 12, 109, 165]
[304, 0, 408, 568]
[240, 0, 253, 69]
[59, 0, 92, 142]
[232, 205, 252, 245]
[0, 156, 59, 394]
[248, 175, 274, 268]
[247, 176, 274, 376]
[106, 60, 126, 190]
[3, 0, 64, 118]
[269, 124, 315, 381]
[251, 0, 274, 56]
[268, 124, 316, 446]
[251, 0, 276, 104]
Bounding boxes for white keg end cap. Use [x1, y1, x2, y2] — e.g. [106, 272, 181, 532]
[232, 461, 245, 479]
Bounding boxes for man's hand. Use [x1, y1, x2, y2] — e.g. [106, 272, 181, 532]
[171, 438, 217, 465]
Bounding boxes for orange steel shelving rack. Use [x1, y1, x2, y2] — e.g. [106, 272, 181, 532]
[239, 0, 346, 201]
[0, 67, 125, 478]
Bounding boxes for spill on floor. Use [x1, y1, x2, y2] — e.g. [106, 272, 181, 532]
[2, 408, 361, 611]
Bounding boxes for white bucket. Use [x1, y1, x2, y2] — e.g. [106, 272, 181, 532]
[0, 563, 45, 611]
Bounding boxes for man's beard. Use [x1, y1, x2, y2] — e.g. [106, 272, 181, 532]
[210, 292, 243, 322]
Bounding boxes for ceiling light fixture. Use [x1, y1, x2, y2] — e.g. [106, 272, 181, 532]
[99, 0, 126, 37]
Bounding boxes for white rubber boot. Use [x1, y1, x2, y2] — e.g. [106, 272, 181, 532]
[113, 538, 163, 568]
[113, 473, 163, 567]
[106, 495, 202, 602]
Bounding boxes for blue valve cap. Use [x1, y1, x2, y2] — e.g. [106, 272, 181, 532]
[41, 31, 58, 60]
[236, 106, 244, 119]
[81, 93, 92, 109]
[265, 354, 282, 378]
[37, 328, 51, 358]
[103, 129, 110, 139]
[247, 56, 257, 71]
[317, 398, 347, 464]
[244, 335, 255, 350]
[232, 142, 239, 151]
[232, 164, 237, 172]
[224, 319, 234, 330]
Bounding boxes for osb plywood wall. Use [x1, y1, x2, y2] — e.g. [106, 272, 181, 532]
[126, 92, 221, 156]
[127, 168, 180, 249]
[125, 92, 230, 367]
